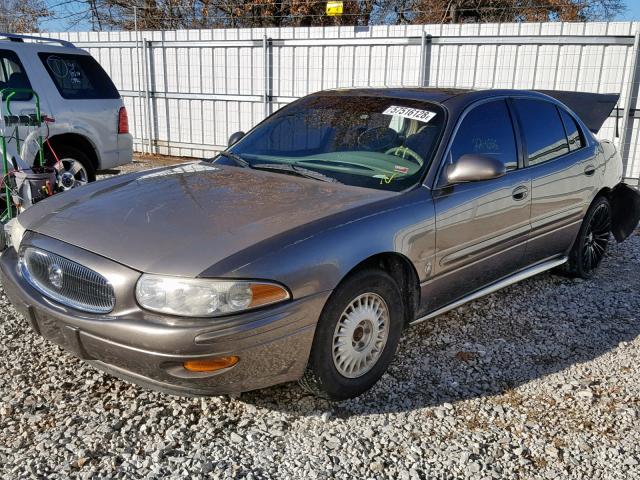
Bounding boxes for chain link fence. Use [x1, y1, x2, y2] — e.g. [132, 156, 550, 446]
[38, 21, 640, 183]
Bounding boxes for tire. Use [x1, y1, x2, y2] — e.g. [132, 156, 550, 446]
[44, 145, 96, 190]
[299, 269, 404, 400]
[561, 195, 611, 279]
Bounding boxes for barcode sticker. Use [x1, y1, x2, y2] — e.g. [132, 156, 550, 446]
[383, 105, 437, 123]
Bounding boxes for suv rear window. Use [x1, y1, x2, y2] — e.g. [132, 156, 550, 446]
[38, 52, 119, 100]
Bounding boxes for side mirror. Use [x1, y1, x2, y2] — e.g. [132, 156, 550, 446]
[228, 131, 245, 147]
[445, 154, 506, 184]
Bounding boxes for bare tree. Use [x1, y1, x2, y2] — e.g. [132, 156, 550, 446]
[58, 0, 627, 31]
[70, 0, 379, 30]
[0, 0, 50, 32]
[413, 0, 626, 24]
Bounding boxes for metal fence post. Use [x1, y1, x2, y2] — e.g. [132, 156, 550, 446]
[141, 37, 150, 155]
[418, 31, 432, 87]
[161, 30, 169, 155]
[144, 39, 154, 154]
[263, 35, 272, 118]
[620, 27, 640, 182]
[133, 6, 146, 154]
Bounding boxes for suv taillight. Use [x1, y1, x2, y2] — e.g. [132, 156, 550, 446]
[118, 107, 129, 134]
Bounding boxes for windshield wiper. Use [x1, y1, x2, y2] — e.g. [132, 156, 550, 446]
[215, 151, 252, 168]
[253, 163, 340, 184]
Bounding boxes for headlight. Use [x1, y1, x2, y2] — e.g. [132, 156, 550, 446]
[135, 274, 290, 317]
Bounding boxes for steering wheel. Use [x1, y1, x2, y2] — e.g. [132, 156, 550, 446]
[358, 127, 399, 151]
[385, 146, 424, 167]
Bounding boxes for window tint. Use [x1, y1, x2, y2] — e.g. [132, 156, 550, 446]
[38, 52, 119, 100]
[514, 99, 569, 165]
[0, 49, 32, 101]
[558, 108, 584, 151]
[450, 99, 518, 171]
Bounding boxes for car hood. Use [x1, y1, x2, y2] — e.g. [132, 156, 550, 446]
[18, 162, 393, 276]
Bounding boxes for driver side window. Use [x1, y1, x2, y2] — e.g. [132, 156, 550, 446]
[450, 100, 518, 172]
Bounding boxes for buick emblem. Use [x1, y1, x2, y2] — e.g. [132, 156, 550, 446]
[48, 264, 63, 289]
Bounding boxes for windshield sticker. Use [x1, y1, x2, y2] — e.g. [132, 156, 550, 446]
[383, 106, 437, 123]
[373, 173, 399, 184]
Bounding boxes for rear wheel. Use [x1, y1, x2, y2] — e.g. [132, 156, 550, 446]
[299, 269, 404, 400]
[44, 145, 95, 190]
[562, 196, 611, 279]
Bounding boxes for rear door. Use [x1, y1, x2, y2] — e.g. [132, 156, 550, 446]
[0, 48, 42, 166]
[426, 99, 532, 311]
[512, 98, 597, 262]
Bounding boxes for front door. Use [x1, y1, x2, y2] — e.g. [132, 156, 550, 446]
[424, 99, 532, 312]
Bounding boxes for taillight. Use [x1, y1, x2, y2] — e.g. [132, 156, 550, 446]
[118, 106, 129, 134]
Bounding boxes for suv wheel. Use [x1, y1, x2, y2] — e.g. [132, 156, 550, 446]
[562, 196, 611, 279]
[45, 145, 96, 190]
[299, 269, 404, 400]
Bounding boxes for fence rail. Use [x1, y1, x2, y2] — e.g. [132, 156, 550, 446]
[38, 21, 640, 182]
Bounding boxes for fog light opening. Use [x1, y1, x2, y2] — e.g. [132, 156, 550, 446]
[183, 355, 239, 373]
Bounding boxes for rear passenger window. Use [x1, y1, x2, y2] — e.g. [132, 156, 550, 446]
[450, 99, 518, 171]
[38, 52, 119, 100]
[0, 49, 32, 101]
[514, 99, 569, 165]
[558, 108, 584, 151]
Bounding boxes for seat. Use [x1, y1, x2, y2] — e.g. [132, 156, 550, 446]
[403, 126, 439, 157]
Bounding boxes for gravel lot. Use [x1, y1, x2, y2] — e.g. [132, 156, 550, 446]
[1, 159, 639, 479]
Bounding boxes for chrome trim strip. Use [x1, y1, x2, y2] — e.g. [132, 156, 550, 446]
[411, 256, 567, 326]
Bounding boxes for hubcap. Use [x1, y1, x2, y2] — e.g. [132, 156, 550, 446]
[583, 203, 610, 272]
[53, 158, 88, 191]
[332, 293, 390, 379]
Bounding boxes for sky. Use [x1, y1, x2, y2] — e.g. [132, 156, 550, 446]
[618, 0, 640, 20]
[39, 0, 640, 32]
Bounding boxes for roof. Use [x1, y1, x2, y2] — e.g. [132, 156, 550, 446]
[314, 87, 619, 132]
[0, 32, 76, 49]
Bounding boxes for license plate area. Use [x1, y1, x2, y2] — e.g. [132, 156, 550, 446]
[34, 310, 93, 360]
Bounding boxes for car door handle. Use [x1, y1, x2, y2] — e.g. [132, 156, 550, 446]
[512, 185, 529, 201]
[584, 165, 596, 176]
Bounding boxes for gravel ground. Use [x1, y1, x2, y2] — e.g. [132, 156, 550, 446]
[1, 159, 639, 479]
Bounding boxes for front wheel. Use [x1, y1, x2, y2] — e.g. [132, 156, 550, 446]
[299, 269, 404, 400]
[562, 196, 611, 279]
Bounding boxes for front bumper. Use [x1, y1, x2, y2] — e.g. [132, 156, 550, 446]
[0, 245, 329, 396]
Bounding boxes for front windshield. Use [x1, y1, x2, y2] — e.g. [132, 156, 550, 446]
[223, 95, 445, 192]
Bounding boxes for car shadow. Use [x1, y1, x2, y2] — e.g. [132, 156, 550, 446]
[240, 234, 640, 417]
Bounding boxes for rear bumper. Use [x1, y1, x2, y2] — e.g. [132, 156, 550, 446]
[99, 134, 133, 170]
[0, 247, 328, 396]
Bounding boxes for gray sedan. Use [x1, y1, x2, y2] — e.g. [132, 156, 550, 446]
[2, 88, 639, 400]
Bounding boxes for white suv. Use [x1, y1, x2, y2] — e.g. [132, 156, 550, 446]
[0, 32, 132, 186]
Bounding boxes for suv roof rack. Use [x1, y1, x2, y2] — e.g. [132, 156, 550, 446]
[0, 32, 76, 49]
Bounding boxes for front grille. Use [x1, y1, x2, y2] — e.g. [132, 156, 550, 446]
[20, 247, 115, 314]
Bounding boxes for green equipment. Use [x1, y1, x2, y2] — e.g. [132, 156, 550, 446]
[0, 87, 54, 223]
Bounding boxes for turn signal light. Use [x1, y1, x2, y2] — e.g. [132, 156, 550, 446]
[249, 283, 290, 308]
[183, 355, 239, 372]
